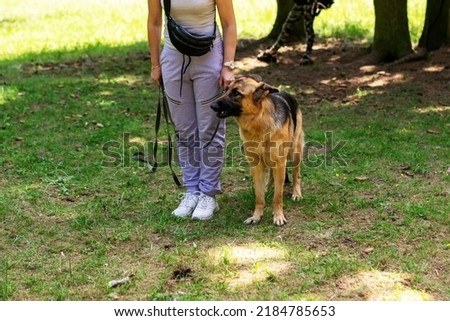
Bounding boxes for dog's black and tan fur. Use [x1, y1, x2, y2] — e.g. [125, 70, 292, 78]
[211, 75, 304, 226]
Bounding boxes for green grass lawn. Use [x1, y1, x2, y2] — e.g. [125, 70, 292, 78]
[1, 0, 448, 301]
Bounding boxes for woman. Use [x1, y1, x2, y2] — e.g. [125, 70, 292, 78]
[147, 0, 237, 220]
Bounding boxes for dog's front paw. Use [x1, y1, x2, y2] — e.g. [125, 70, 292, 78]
[291, 193, 302, 201]
[244, 216, 261, 225]
[273, 216, 287, 226]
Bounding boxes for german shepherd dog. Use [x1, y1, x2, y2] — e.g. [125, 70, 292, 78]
[211, 75, 304, 226]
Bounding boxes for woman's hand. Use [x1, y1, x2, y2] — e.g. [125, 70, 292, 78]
[216, 0, 237, 89]
[219, 66, 235, 89]
[151, 64, 162, 86]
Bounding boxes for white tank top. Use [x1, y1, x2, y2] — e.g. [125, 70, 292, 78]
[161, 0, 220, 50]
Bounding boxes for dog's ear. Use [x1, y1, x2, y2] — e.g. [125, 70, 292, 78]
[248, 74, 263, 82]
[253, 83, 279, 102]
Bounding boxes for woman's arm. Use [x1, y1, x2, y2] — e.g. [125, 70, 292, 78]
[147, 0, 163, 85]
[216, 0, 237, 87]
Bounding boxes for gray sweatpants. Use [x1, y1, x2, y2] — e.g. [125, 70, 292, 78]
[160, 43, 225, 196]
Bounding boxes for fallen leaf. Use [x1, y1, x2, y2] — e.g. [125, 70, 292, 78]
[401, 278, 412, 286]
[402, 171, 414, 178]
[426, 129, 440, 134]
[355, 176, 369, 182]
[108, 274, 135, 288]
[363, 247, 374, 254]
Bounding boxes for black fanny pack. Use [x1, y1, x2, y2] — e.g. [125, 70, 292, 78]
[164, 0, 216, 56]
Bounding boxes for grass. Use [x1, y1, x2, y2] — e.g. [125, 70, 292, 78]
[1, 0, 449, 301]
[315, 0, 426, 44]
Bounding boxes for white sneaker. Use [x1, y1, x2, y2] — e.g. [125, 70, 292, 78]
[191, 193, 219, 220]
[172, 193, 199, 218]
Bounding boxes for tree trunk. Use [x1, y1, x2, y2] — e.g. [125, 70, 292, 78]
[266, 0, 305, 42]
[372, 0, 413, 62]
[448, 5, 450, 43]
[418, 0, 450, 50]
[448, 5, 450, 42]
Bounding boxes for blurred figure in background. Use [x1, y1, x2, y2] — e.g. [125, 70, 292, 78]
[257, 0, 334, 65]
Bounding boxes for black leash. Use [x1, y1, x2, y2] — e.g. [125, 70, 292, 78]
[136, 85, 220, 185]
[146, 85, 182, 187]
[203, 90, 226, 148]
[202, 119, 220, 149]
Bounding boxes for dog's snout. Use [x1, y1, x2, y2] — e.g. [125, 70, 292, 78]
[210, 96, 242, 119]
[211, 101, 219, 110]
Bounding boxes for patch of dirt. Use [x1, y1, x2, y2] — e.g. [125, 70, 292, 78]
[235, 39, 450, 108]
